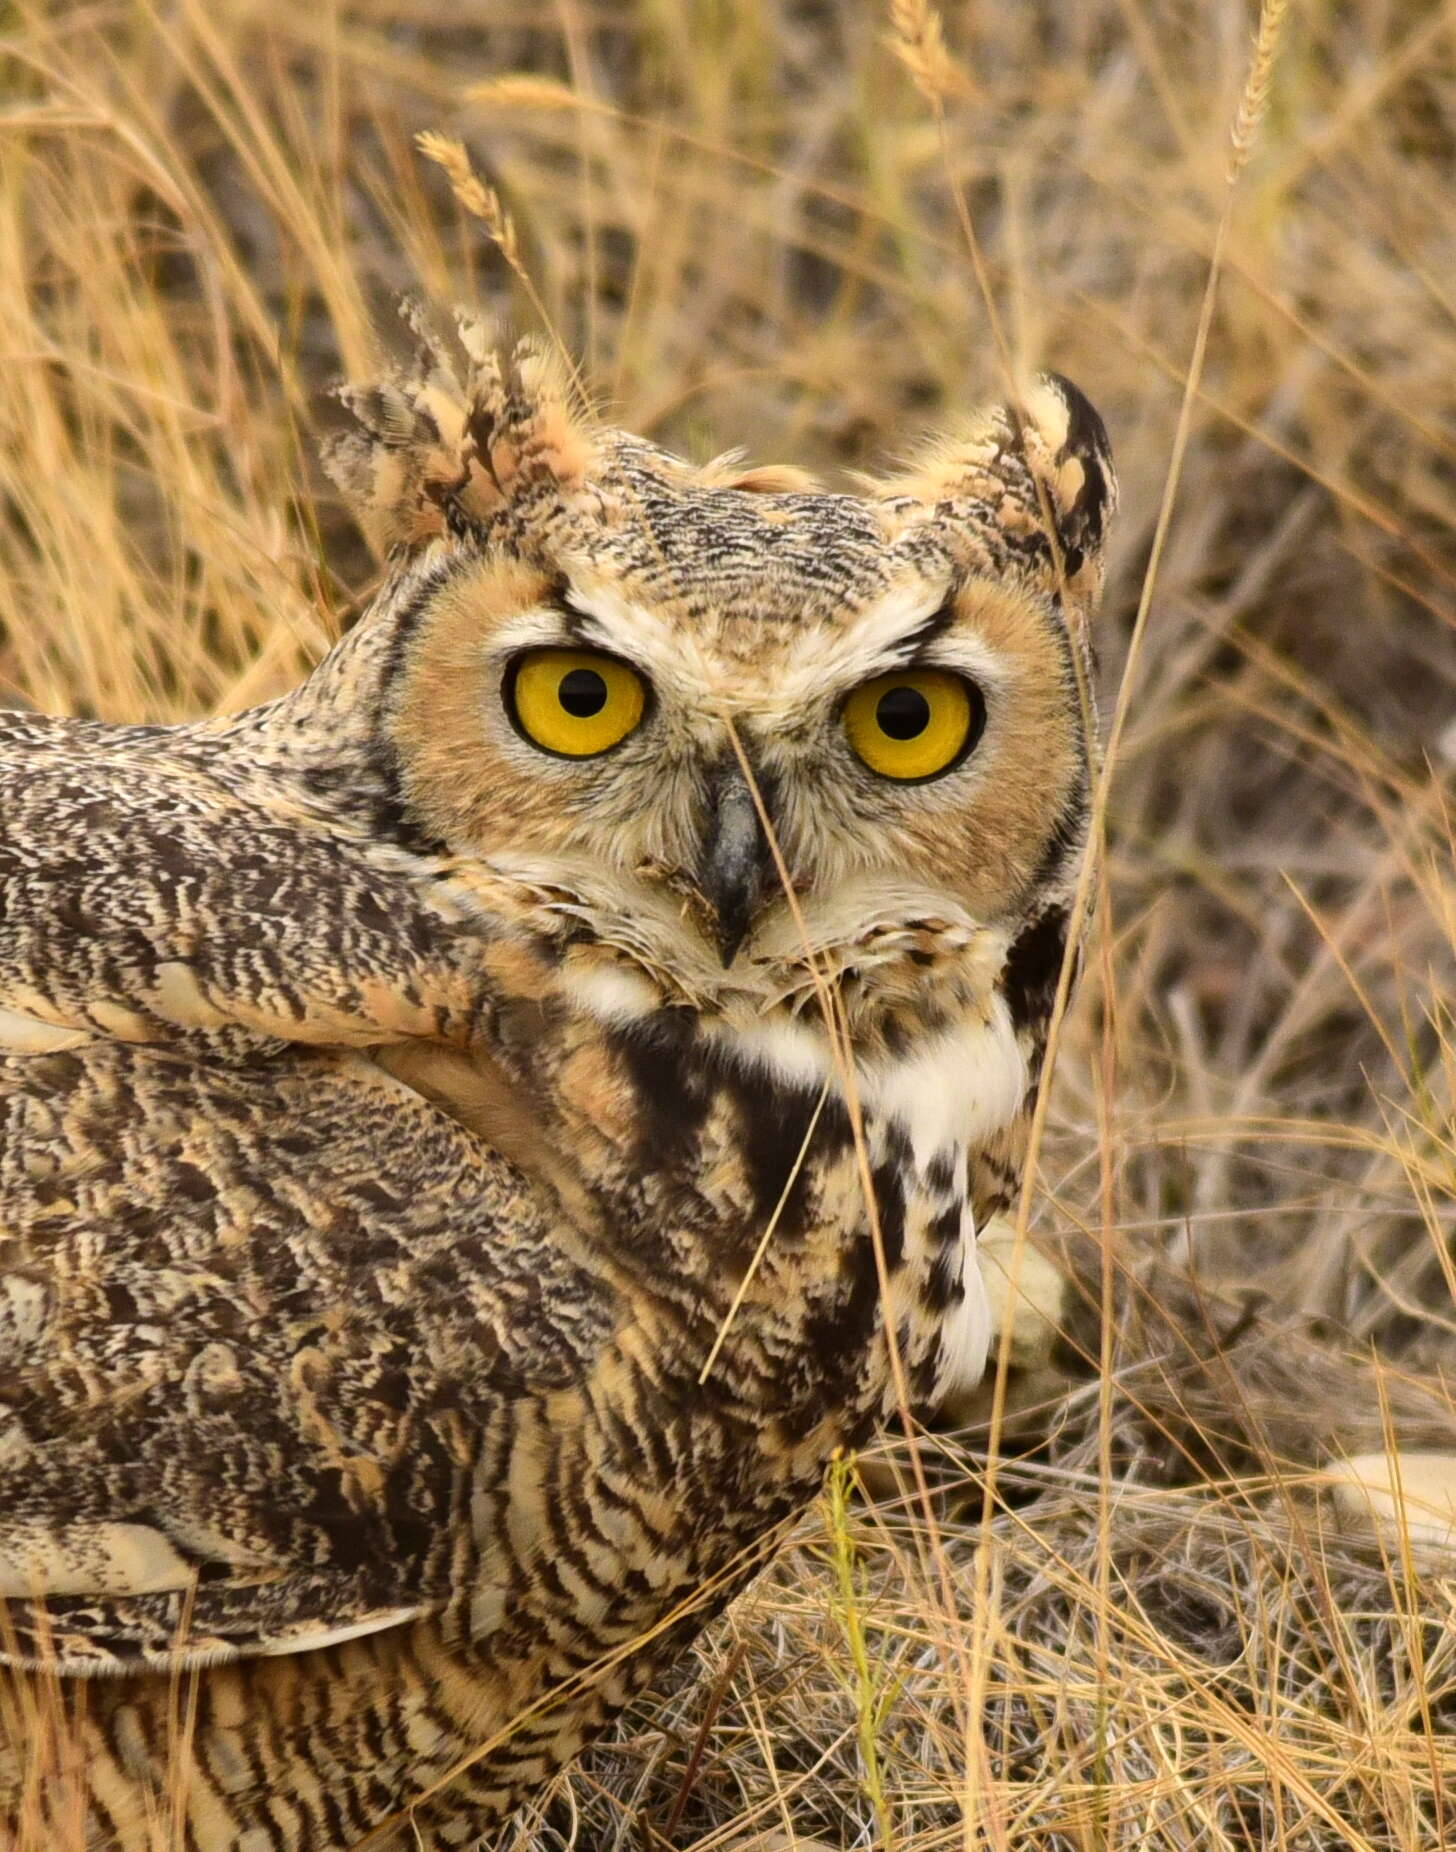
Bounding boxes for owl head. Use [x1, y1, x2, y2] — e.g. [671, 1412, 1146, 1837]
[323, 309, 1116, 1044]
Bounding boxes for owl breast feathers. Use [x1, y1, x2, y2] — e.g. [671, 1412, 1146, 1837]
[0, 308, 1114, 1851]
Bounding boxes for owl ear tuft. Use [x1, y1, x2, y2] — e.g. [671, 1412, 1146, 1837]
[1015, 372, 1116, 589]
[321, 303, 597, 557]
[875, 371, 1116, 618]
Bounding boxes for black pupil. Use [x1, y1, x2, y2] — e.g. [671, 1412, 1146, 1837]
[558, 668, 608, 718]
[876, 685, 931, 740]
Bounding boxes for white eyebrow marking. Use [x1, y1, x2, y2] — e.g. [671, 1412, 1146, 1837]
[554, 571, 969, 708]
[834, 579, 953, 658]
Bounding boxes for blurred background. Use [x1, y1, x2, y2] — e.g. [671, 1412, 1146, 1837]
[1, 3, 1453, 1846]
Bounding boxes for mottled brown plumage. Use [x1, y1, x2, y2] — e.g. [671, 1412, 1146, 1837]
[0, 310, 1114, 1849]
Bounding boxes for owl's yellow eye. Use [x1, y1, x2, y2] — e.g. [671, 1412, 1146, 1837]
[507, 648, 647, 758]
[842, 669, 982, 782]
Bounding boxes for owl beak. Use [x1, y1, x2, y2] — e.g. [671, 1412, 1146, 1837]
[696, 759, 776, 969]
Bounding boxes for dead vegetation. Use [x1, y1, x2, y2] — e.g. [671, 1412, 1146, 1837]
[0, 0, 1453, 1846]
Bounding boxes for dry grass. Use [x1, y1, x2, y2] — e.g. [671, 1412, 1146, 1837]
[1, 0, 1454, 1846]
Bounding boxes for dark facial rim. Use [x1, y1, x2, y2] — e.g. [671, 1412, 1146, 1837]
[501, 645, 655, 761]
[839, 669, 988, 785]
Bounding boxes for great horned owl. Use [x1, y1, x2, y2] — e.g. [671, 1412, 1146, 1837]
[0, 312, 1114, 1850]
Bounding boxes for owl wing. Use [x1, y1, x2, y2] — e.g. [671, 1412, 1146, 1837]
[0, 1034, 611, 1676]
[0, 710, 521, 1065]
